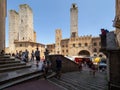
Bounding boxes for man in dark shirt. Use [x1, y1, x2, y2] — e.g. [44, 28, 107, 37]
[35, 48, 40, 67]
[56, 57, 62, 79]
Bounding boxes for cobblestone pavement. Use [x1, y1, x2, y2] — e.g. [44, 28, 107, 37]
[49, 67, 108, 90]
[5, 64, 108, 90]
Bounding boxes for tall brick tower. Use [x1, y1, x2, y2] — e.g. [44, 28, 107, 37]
[70, 3, 78, 38]
[19, 4, 34, 41]
[55, 29, 62, 54]
[0, 0, 6, 52]
[9, 10, 19, 53]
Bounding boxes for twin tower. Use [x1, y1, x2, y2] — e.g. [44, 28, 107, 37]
[9, 4, 36, 53]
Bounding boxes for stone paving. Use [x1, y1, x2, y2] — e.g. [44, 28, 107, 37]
[5, 65, 108, 90]
[49, 67, 108, 90]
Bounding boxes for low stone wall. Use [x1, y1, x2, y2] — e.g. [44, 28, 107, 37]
[48, 55, 79, 73]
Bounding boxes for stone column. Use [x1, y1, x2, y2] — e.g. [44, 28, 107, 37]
[0, 0, 6, 52]
[107, 49, 120, 90]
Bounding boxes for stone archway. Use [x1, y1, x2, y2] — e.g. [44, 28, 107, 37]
[78, 50, 90, 57]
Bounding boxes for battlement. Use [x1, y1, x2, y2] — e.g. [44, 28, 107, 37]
[71, 3, 78, 9]
[9, 10, 19, 15]
[19, 4, 32, 11]
[79, 35, 92, 39]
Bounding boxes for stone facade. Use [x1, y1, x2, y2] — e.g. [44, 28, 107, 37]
[0, 0, 6, 52]
[19, 4, 34, 42]
[115, 0, 120, 47]
[9, 10, 19, 53]
[14, 41, 45, 58]
[48, 55, 79, 73]
[47, 30, 102, 57]
[7, 4, 45, 58]
[47, 3, 103, 57]
[55, 29, 62, 54]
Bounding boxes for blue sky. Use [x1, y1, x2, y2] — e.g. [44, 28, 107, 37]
[6, 0, 115, 47]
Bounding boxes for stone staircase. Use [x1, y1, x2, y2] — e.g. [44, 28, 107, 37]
[48, 68, 108, 90]
[0, 55, 31, 73]
[0, 55, 44, 89]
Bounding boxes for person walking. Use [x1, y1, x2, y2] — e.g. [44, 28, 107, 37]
[78, 61, 82, 72]
[91, 64, 96, 77]
[35, 47, 40, 67]
[31, 50, 35, 61]
[56, 57, 62, 79]
[25, 49, 29, 62]
[42, 60, 48, 79]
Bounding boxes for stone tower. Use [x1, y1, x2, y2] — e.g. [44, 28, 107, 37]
[19, 4, 34, 41]
[8, 4, 36, 53]
[0, 0, 6, 52]
[9, 10, 19, 53]
[55, 29, 62, 54]
[70, 3, 78, 38]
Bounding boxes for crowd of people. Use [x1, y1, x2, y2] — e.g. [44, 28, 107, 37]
[2, 48, 105, 79]
[78, 59, 106, 77]
[6, 48, 62, 79]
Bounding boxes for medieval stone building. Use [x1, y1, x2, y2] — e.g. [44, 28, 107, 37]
[7, 4, 45, 58]
[47, 3, 103, 57]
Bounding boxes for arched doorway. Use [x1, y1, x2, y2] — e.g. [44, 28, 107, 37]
[78, 50, 90, 57]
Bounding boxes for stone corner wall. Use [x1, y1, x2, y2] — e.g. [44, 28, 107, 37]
[48, 54, 79, 73]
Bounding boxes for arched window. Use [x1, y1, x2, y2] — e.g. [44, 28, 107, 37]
[99, 54, 102, 57]
[73, 44, 75, 47]
[79, 43, 81, 47]
[93, 48, 97, 52]
[20, 44, 22, 47]
[85, 43, 88, 46]
[66, 50, 68, 52]
[93, 42, 97, 46]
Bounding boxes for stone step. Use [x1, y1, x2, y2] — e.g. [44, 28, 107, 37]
[48, 70, 108, 90]
[46, 72, 56, 79]
[61, 75, 104, 90]
[63, 71, 107, 88]
[0, 62, 26, 68]
[0, 58, 15, 61]
[0, 55, 11, 58]
[49, 77, 79, 90]
[0, 69, 43, 90]
[0, 60, 20, 64]
[0, 65, 31, 73]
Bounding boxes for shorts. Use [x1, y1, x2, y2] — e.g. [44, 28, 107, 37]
[36, 56, 40, 61]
